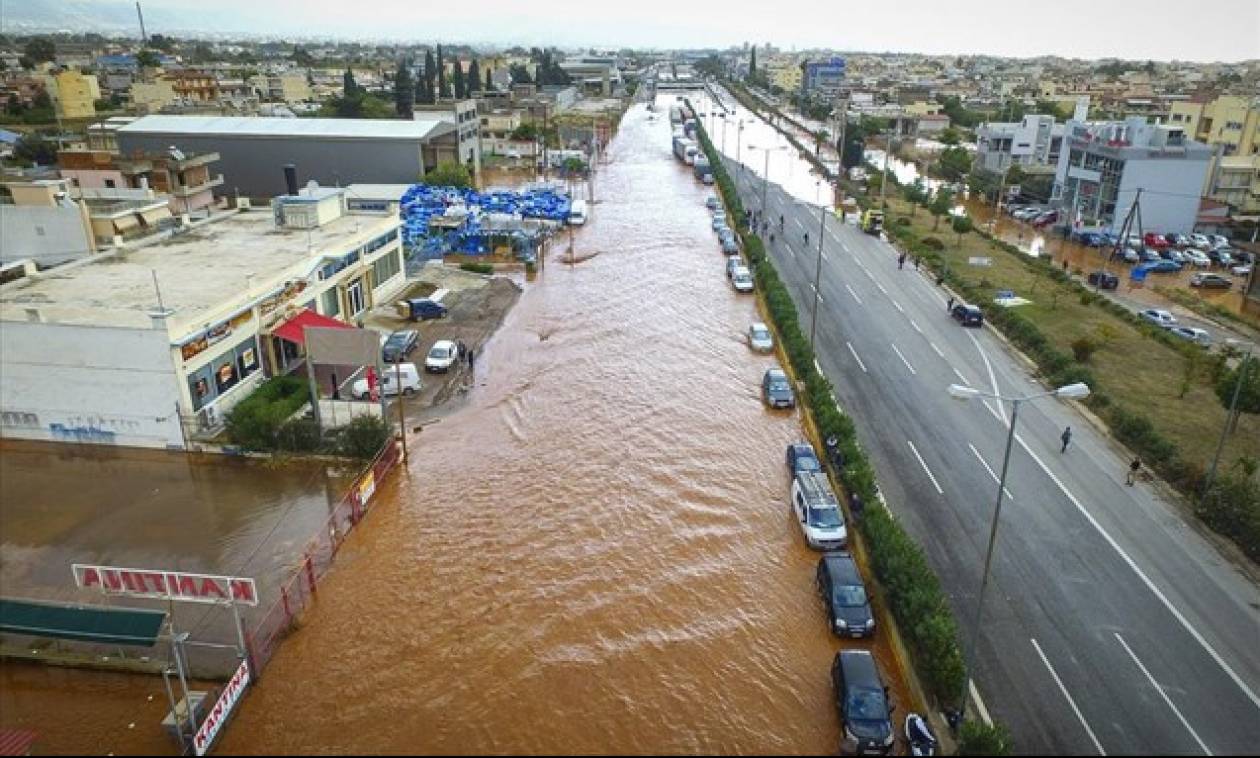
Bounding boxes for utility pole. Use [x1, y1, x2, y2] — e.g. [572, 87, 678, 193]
[395, 357, 408, 462]
[136, 2, 148, 45]
[1101, 188, 1141, 291]
[1202, 342, 1254, 505]
[810, 204, 827, 350]
[879, 122, 894, 208]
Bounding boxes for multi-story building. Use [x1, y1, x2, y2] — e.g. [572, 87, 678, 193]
[803, 57, 846, 98]
[0, 179, 96, 267]
[1169, 96, 1260, 156]
[166, 71, 221, 104]
[261, 72, 312, 104]
[0, 186, 408, 448]
[1052, 117, 1213, 233]
[44, 69, 100, 119]
[414, 99, 482, 177]
[116, 115, 463, 200]
[1203, 154, 1260, 216]
[976, 114, 1068, 174]
[59, 146, 224, 217]
[129, 78, 179, 114]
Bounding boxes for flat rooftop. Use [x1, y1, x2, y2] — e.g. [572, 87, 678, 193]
[0, 210, 397, 336]
[118, 115, 456, 142]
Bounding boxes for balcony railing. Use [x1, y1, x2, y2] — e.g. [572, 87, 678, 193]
[172, 174, 224, 197]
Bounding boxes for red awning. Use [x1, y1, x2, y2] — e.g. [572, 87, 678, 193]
[272, 308, 351, 346]
[0, 729, 37, 756]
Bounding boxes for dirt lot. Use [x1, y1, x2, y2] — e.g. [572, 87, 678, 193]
[356, 263, 522, 426]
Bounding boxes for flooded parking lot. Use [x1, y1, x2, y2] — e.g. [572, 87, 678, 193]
[218, 93, 910, 754]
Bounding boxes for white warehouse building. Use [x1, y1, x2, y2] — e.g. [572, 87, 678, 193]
[0, 185, 407, 449]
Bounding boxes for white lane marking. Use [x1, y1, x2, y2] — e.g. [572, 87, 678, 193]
[969, 680, 993, 727]
[931, 342, 945, 359]
[952, 367, 970, 385]
[906, 440, 943, 495]
[1031, 638, 1107, 756]
[892, 299, 905, 314]
[911, 319, 923, 334]
[1008, 426, 1260, 716]
[967, 443, 1014, 500]
[794, 217, 806, 233]
[891, 343, 916, 375]
[1114, 633, 1212, 755]
[875, 281, 887, 294]
[969, 331, 1007, 424]
[846, 341, 868, 373]
[845, 284, 863, 305]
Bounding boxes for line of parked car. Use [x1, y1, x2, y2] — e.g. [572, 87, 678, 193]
[1138, 308, 1213, 347]
[709, 195, 754, 292]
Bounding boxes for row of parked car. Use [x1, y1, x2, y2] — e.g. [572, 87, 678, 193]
[709, 195, 754, 292]
[1138, 308, 1214, 347]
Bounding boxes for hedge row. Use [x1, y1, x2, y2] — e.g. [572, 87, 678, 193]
[689, 103, 971, 711]
[225, 376, 392, 459]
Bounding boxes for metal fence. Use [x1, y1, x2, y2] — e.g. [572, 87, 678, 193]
[244, 438, 403, 675]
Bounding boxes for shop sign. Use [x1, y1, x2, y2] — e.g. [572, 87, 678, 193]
[72, 564, 258, 606]
[205, 321, 231, 346]
[181, 336, 210, 361]
[193, 658, 251, 756]
[357, 471, 376, 506]
[259, 279, 309, 315]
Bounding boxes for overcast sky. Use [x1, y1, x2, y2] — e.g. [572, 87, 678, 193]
[63, 0, 1260, 62]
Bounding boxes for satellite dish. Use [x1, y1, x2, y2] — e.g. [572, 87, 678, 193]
[168, 145, 185, 161]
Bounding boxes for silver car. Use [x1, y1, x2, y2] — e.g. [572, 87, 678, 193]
[748, 322, 774, 353]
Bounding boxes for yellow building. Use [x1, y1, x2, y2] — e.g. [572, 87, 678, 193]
[764, 58, 802, 93]
[129, 78, 178, 114]
[903, 100, 942, 117]
[1206, 154, 1260, 216]
[1170, 95, 1260, 157]
[45, 69, 100, 119]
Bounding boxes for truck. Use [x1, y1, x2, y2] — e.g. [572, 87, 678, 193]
[861, 209, 884, 235]
[672, 136, 696, 163]
[693, 155, 713, 183]
[669, 104, 684, 125]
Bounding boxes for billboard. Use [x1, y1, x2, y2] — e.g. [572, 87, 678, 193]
[194, 658, 251, 756]
[72, 564, 259, 606]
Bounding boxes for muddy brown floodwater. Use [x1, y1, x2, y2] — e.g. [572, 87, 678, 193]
[220, 93, 909, 755]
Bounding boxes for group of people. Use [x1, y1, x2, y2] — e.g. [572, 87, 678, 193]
[456, 340, 476, 371]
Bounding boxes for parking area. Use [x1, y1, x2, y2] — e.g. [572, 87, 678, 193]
[349, 263, 522, 424]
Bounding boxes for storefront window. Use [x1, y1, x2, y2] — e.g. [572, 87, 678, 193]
[187, 336, 261, 411]
[321, 287, 341, 318]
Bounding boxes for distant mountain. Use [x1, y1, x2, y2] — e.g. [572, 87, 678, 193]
[2, 0, 261, 38]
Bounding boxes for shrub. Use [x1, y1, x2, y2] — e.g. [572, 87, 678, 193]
[460, 262, 494, 275]
[920, 237, 944, 250]
[1196, 472, 1260, 562]
[225, 377, 311, 451]
[1071, 337, 1100, 363]
[336, 415, 392, 459]
[959, 721, 1013, 756]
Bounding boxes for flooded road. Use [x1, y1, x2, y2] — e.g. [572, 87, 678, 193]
[220, 93, 900, 754]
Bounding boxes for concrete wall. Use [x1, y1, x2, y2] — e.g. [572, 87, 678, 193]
[0, 205, 93, 266]
[0, 321, 185, 449]
[1116, 157, 1210, 234]
[116, 132, 428, 200]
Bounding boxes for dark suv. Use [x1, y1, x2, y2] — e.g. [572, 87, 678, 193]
[762, 368, 796, 409]
[817, 553, 874, 638]
[1086, 271, 1119, 290]
[951, 303, 983, 327]
[832, 651, 895, 755]
[786, 442, 822, 476]
[406, 298, 448, 321]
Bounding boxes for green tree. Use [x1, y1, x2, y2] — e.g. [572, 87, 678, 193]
[23, 37, 56, 64]
[509, 63, 532, 84]
[436, 45, 450, 99]
[451, 59, 465, 99]
[958, 722, 1013, 756]
[902, 179, 927, 215]
[484, 65, 493, 92]
[467, 59, 481, 93]
[190, 42, 214, 63]
[951, 214, 974, 247]
[5, 93, 22, 116]
[149, 34, 175, 52]
[394, 59, 414, 118]
[930, 189, 954, 230]
[510, 122, 539, 141]
[1215, 355, 1260, 425]
[939, 126, 962, 146]
[422, 160, 472, 188]
[290, 45, 314, 67]
[135, 49, 161, 68]
[14, 132, 58, 166]
[935, 145, 972, 181]
[749, 44, 757, 77]
[421, 51, 436, 105]
[342, 68, 358, 97]
[336, 415, 391, 459]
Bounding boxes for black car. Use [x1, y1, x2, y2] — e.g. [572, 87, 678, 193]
[951, 303, 983, 327]
[833, 651, 894, 755]
[817, 553, 874, 638]
[1086, 271, 1119, 290]
[786, 442, 822, 476]
[382, 329, 420, 363]
[406, 298, 448, 321]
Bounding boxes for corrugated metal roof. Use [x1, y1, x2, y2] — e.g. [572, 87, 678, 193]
[118, 115, 455, 142]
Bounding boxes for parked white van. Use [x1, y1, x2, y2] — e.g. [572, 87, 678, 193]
[569, 199, 588, 226]
[352, 363, 421, 400]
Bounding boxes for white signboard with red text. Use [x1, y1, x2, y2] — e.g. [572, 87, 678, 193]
[72, 564, 259, 606]
[194, 658, 251, 756]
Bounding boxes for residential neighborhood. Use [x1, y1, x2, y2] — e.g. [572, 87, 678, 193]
[1, 3, 1258, 757]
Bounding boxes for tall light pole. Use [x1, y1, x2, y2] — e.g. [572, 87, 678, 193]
[809, 203, 828, 350]
[1202, 339, 1255, 505]
[946, 380, 1091, 725]
[736, 119, 745, 169]
[748, 144, 787, 220]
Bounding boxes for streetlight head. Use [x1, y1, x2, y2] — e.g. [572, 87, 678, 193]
[948, 384, 980, 401]
[1055, 382, 1091, 399]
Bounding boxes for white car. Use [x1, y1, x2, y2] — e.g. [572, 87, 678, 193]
[1168, 326, 1211, 347]
[352, 363, 421, 400]
[748, 322, 774, 353]
[791, 472, 847, 550]
[731, 266, 754, 292]
[1120, 247, 1141, 263]
[1189, 233, 1213, 250]
[1232, 263, 1254, 277]
[1139, 308, 1177, 328]
[424, 340, 460, 373]
[1209, 234, 1230, 249]
[1184, 250, 1212, 268]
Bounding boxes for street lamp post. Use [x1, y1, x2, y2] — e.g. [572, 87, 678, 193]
[946, 381, 1091, 724]
[810, 203, 828, 350]
[747, 144, 786, 220]
[1202, 340, 1255, 505]
[736, 120, 745, 169]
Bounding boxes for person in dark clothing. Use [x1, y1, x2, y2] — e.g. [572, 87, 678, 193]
[947, 296, 955, 312]
[914, 256, 921, 270]
[1060, 426, 1072, 453]
[457, 340, 467, 358]
[468, 348, 475, 371]
[849, 491, 864, 522]
[898, 253, 906, 269]
[1126, 457, 1142, 486]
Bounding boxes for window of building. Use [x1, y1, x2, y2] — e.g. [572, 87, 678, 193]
[372, 249, 401, 288]
[321, 287, 341, 318]
[104, 179, 116, 188]
[186, 336, 260, 411]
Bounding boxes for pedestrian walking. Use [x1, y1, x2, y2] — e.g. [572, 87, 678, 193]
[947, 296, 955, 312]
[898, 252, 906, 269]
[457, 340, 467, 359]
[1060, 426, 1072, 453]
[1126, 457, 1142, 486]
[468, 348, 476, 371]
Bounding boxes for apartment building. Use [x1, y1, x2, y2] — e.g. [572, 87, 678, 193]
[45, 69, 100, 119]
[976, 114, 1068, 174]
